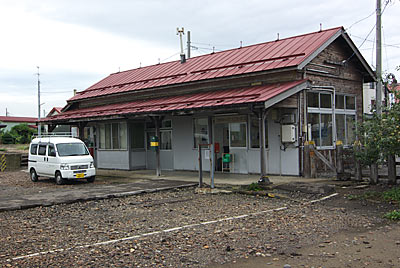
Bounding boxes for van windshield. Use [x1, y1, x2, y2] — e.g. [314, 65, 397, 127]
[56, 143, 89, 156]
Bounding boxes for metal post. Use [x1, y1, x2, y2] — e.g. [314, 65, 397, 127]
[198, 144, 203, 187]
[155, 117, 161, 177]
[210, 143, 215, 189]
[37, 66, 41, 137]
[259, 111, 265, 177]
[376, 0, 382, 115]
[187, 31, 191, 59]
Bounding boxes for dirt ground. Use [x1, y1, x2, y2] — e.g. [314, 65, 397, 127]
[211, 184, 400, 268]
[0, 171, 399, 267]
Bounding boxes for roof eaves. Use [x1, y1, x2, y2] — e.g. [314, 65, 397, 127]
[264, 80, 310, 109]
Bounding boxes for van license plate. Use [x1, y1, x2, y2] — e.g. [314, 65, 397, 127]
[76, 173, 84, 178]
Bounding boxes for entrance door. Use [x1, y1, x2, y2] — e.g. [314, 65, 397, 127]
[213, 116, 248, 173]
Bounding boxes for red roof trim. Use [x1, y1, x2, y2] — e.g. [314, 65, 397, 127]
[0, 116, 37, 123]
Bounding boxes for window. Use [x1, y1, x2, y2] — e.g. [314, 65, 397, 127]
[99, 122, 127, 150]
[30, 144, 38, 155]
[346, 96, 355, 110]
[193, 118, 209, 148]
[146, 119, 172, 150]
[48, 144, 56, 157]
[320, 93, 332, 108]
[307, 91, 333, 147]
[307, 92, 319, 108]
[335, 95, 344, 109]
[130, 122, 145, 149]
[38, 145, 47, 156]
[335, 94, 356, 145]
[230, 122, 247, 147]
[250, 116, 268, 148]
[57, 143, 89, 156]
[308, 92, 356, 147]
[308, 113, 321, 146]
[346, 115, 356, 145]
[320, 114, 333, 146]
[160, 131, 172, 150]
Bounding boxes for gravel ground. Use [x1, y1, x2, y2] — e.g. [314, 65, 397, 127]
[0, 183, 390, 268]
[0, 170, 397, 267]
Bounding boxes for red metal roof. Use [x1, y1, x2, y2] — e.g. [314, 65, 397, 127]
[0, 116, 37, 123]
[46, 80, 307, 122]
[70, 27, 342, 102]
[46, 107, 63, 117]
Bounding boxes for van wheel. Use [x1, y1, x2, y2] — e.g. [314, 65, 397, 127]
[55, 172, 65, 185]
[87, 176, 95, 183]
[30, 169, 38, 182]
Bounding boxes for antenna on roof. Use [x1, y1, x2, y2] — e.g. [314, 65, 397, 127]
[240, 41, 242, 48]
[177, 27, 186, 63]
[158, 58, 160, 64]
[212, 46, 215, 53]
[277, 33, 280, 41]
[320, 23, 323, 31]
[139, 62, 142, 68]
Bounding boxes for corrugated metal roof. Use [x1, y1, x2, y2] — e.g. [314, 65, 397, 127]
[45, 80, 307, 122]
[0, 116, 37, 123]
[70, 27, 342, 102]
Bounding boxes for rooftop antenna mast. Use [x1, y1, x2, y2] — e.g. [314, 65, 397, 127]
[36, 66, 41, 137]
[177, 27, 186, 63]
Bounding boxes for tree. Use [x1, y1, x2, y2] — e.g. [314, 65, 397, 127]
[355, 67, 399, 184]
[9, 124, 36, 144]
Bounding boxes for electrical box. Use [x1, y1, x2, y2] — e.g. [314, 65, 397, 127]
[281, 125, 296, 143]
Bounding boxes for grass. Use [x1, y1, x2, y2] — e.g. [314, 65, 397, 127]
[383, 187, 400, 203]
[247, 182, 263, 191]
[384, 210, 400, 220]
[0, 148, 7, 152]
[348, 187, 400, 220]
[17, 145, 29, 151]
[347, 191, 382, 201]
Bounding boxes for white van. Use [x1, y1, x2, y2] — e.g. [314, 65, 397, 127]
[28, 137, 96, 185]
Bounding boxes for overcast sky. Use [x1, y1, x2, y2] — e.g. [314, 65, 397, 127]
[0, 0, 399, 117]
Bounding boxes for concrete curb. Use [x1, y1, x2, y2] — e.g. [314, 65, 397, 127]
[0, 183, 197, 212]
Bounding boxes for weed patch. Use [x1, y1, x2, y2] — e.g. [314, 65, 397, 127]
[384, 210, 400, 220]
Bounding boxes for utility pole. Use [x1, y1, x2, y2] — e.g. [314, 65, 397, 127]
[187, 30, 191, 59]
[376, 0, 382, 115]
[37, 66, 41, 137]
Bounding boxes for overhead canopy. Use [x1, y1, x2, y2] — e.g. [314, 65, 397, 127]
[44, 80, 308, 123]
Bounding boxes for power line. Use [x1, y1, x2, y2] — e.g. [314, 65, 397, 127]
[346, 10, 375, 30]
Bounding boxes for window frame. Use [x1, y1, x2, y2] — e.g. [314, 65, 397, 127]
[249, 115, 268, 149]
[98, 122, 128, 150]
[307, 91, 357, 148]
[193, 117, 209, 149]
[145, 119, 173, 151]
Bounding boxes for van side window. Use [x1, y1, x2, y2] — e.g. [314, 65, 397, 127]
[48, 144, 56, 157]
[38, 145, 47, 156]
[30, 144, 38, 155]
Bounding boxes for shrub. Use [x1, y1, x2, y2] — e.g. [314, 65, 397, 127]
[1, 132, 14, 144]
[384, 210, 400, 220]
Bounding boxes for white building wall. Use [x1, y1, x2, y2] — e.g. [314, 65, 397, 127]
[97, 150, 130, 170]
